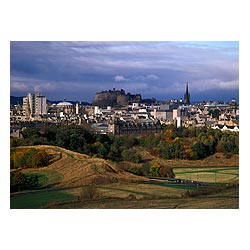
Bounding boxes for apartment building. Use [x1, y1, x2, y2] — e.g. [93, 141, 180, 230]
[23, 93, 47, 116]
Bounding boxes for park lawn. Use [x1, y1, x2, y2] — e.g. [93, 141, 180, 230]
[10, 190, 75, 209]
[174, 167, 239, 183]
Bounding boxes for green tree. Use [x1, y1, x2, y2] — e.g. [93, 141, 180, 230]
[203, 138, 215, 155]
[217, 133, 239, 154]
[22, 128, 40, 139]
[133, 154, 142, 164]
[191, 141, 207, 159]
[26, 175, 39, 190]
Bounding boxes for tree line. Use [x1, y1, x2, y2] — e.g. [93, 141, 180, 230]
[10, 124, 239, 163]
[10, 148, 49, 169]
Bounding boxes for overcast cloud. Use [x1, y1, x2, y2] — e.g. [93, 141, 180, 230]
[10, 41, 239, 102]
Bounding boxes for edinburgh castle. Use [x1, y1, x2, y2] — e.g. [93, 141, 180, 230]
[92, 88, 141, 107]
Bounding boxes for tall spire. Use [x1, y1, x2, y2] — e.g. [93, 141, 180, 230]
[184, 82, 190, 105]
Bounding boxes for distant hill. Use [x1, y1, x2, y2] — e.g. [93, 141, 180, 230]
[10, 96, 23, 105]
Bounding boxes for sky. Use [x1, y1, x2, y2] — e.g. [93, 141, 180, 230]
[10, 41, 239, 103]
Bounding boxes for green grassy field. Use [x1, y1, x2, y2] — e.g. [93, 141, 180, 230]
[10, 190, 75, 209]
[174, 166, 239, 184]
[23, 169, 64, 187]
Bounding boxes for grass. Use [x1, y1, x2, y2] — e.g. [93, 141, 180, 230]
[44, 185, 239, 209]
[10, 190, 75, 209]
[22, 169, 64, 187]
[68, 182, 195, 200]
[174, 167, 239, 183]
[10, 145, 239, 209]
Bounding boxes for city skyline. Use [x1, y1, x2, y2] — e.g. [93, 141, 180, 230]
[10, 41, 239, 103]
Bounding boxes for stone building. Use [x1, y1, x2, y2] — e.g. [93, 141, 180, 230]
[110, 119, 162, 135]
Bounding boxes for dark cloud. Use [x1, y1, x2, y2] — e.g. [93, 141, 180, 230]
[10, 41, 239, 102]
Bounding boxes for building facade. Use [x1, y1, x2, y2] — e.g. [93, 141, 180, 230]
[23, 93, 47, 116]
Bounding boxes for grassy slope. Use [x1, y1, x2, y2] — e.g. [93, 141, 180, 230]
[17, 145, 147, 188]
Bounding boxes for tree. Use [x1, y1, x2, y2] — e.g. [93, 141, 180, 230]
[203, 138, 215, 155]
[161, 145, 172, 159]
[217, 133, 239, 154]
[22, 128, 40, 139]
[12, 150, 27, 169]
[159, 166, 175, 178]
[69, 133, 84, 152]
[191, 141, 207, 159]
[12, 172, 26, 192]
[133, 154, 142, 164]
[26, 175, 39, 190]
[11, 172, 40, 192]
[149, 163, 161, 177]
[31, 150, 48, 167]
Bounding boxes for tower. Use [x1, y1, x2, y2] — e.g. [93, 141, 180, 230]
[184, 82, 190, 105]
[25, 96, 31, 120]
[75, 102, 79, 115]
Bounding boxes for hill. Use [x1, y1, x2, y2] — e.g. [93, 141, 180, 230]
[18, 145, 147, 187]
[11, 145, 238, 209]
[10, 96, 23, 105]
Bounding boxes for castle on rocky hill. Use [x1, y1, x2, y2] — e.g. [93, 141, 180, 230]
[92, 88, 141, 107]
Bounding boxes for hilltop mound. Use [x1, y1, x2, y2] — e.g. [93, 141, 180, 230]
[17, 145, 146, 187]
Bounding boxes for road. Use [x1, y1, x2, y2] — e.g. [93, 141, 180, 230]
[148, 176, 222, 188]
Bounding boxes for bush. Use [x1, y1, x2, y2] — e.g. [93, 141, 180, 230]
[149, 163, 175, 178]
[121, 149, 142, 163]
[10, 172, 39, 192]
[79, 185, 99, 200]
[128, 167, 140, 175]
[159, 166, 175, 178]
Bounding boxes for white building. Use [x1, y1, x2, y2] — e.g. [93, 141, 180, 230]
[23, 93, 47, 116]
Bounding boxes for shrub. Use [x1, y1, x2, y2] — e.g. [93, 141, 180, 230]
[10, 172, 39, 192]
[79, 185, 99, 200]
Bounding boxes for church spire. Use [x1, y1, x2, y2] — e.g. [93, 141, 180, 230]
[184, 82, 190, 105]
